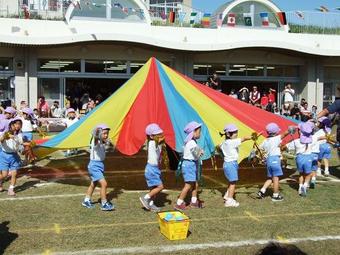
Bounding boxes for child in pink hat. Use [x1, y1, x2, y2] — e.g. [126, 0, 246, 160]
[219, 124, 252, 207]
[257, 123, 294, 201]
[315, 117, 332, 176]
[82, 124, 114, 211]
[139, 123, 165, 212]
[175, 121, 204, 211]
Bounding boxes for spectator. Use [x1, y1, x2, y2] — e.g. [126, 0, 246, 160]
[274, 107, 280, 115]
[260, 92, 269, 110]
[80, 93, 90, 109]
[229, 89, 238, 99]
[299, 98, 307, 110]
[71, 97, 82, 112]
[281, 103, 290, 117]
[50, 101, 64, 118]
[238, 87, 249, 103]
[282, 84, 295, 109]
[37, 96, 49, 118]
[19, 100, 27, 110]
[268, 88, 276, 112]
[300, 102, 311, 122]
[208, 72, 221, 92]
[290, 103, 301, 120]
[33, 108, 40, 119]
[311, 105, 317, 119]
[249, 86, 261, 107]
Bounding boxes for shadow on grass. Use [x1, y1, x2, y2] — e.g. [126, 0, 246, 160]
[0, 221, 18, 255]
[15, 180, 40, 193]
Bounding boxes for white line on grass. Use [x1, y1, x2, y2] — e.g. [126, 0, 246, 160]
[31, 235, 340, 255]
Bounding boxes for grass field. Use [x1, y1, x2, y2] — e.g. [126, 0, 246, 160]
[0, 150, 339, 255]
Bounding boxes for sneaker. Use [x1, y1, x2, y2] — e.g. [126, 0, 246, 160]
[271, 194, 284, 202]
[139, 196, 151, 210]
[149, 203, 161, 213]
[324, 170, 330, 176]
[82, 200, 95, 208]
[223, 191, 229, 201]
[224, 199, 239, 207]
[310, 181, 316, 189]
[257, 190, 265, 199]
[316, 169, 322, 176]
[190, 199, 204, 209]
[299, 186, 307, 197]
[174, 202, 187, 211]
[7, 188, 15, 196]
[101, 201, 114, 211]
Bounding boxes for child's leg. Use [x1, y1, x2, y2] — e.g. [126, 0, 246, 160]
[7, 170, 17, 196]
[227, 182, 236, 198]
[304, 173, 312, 186]
[148, 184, 164, 198]
[98, 179, 108, 203]
[324, 159, 329, 175]
[0, 171, 7, 191]
[272, 177, 279, 194]
[85, 181, 97, 199]
[260, 179, 272, 194]
[177, 183, 192, 205]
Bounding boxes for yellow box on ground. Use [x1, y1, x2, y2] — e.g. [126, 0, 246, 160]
[157, 211, 190, 240]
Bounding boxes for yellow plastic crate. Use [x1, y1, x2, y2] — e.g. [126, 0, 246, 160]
[157, 211, 190, 240]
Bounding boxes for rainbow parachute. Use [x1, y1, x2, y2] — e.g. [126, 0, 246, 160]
[38, 58, 295, 160]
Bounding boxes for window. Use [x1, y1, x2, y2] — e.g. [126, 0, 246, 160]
[38, 59, 81, 72]
[0, 58, 13, 71]
[38, 78, 61, 103]
[130, 61, 145, 73]
[324, 66, 340, 80]
[85, 60, 106, 73]
[267, 65, 299, 77]
[323, 82, 336, 108]
[105, 61, 127, 73]
[0, 77, 14, 101]
[194, 63, 226, 76]
[229, 64, 264, 76]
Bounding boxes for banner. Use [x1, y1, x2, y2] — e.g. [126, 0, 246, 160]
[201, 13, 211, 27]
[169, 11, 175, 23]
[277, 12, 287, 25]
[243, 14, 252, 26]
[190, 12, 197, 24]
[260, 12, 269, 26]
[227, 13, 236, 27]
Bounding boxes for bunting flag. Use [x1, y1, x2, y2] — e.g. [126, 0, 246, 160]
[190, 12, 197, 24]
[201, 13, 211, 27]
[178, 11, 186, 23]
[113, 3, 123, 9]
[277, 12, 287, 25]
[217, 13, 223, 27]
[295, 11, 304, 19]
[227, 13, 236, 26]
[260, 12, 269, 26]
[243, 14, 252, 26]
[36, 58, 296, 162]
[122, 7, 128, 14]
[160, 11, 166, 20]
[169, 11, 175, 23]
[316, 6, 329, 12]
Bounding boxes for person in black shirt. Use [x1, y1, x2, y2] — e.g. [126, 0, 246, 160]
[209, 73, 222, 92]
[290, 103, 301, 120]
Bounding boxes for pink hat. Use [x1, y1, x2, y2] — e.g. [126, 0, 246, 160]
[22, 107, 33, 116]
[145, 123, 163, 136]
[224, 124, 238, 133]
[4, 107, 16, 115]
[266, 123, 280, 135]
[318, 117, 332, 133]
[66, 108, 75, 115]
[299, 122, 313, 144]
[9, 117, 22, 125]
[184, 121, 202, 144]
[92, 124, 110, 136]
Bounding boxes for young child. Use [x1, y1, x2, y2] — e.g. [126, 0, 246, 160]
[257, 123, 293, 201]
[286, 122, 314, 197]
[0, 118, 29, 196]
[175, 121, 204, 211]
[63, 108, 79, 156]
[220, 124, 251, 207]
[315, 117, 332, 176]
[82, 124, 114, 211]
[140, 123, 165, 212]
[20, 108, 36, 142]
[310, 121, 319, 188]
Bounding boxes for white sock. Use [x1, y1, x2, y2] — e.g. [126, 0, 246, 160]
[176, 199, 184, 206]
[299, 184, 303, 189]
[149, 200, 154, 206]
[317, 168, 322, 172]
[311, 176, 316, 181]
[303, 183, 308, 188]
[101, 199, 107, 205]
[9, 185, 15, 189]
[144, 194, 151, 200]
[84, 196, 91, 202]
[325, 167, 329, 172]
[191, 197, 197, 203]
[260, 188, 266, 194]
[273, 193, 279, 198]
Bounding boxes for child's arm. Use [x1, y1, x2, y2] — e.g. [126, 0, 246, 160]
[281, 126, 297, 140]
[241, 136, 252, 143]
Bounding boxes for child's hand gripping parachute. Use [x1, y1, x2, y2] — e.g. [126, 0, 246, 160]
[248, 132, 266, 167]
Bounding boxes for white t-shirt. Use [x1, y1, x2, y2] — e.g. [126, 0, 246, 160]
[260, 135, 282, 157]
[314, 129, 328, 145]
[220, 138, 241, 162]
[183, 140, 201, 161]
[283, 88, 295, 102]
[90, 139, 106, 161]
[310, 134, 320, 153]
[1, 133, 23, 153]
[21, 118, 36, 132]
[286, 139, 312, 155]
[147, 140, 162, 166]
[63, 118, 78, 128]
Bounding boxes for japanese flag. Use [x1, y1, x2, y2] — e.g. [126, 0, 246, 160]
[227, 13, 236, 27]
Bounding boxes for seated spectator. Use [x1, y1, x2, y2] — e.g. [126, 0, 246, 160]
[299, 98, 306, 110]
[229, 89, 238, 99]
[311, 105, 317, 119]
[290, 103, 301, 120]
[260, 92, 269, 110]
[282, 103, 291, 116]
[50, 101, 64, 118]
[238, 87, 249, 103]
[273, 107, 280, 115]
[20, 100, 27, 110]
[33, 108, 40, 119]
[300, 102, 311, 122]
[37, 96, 49, 118]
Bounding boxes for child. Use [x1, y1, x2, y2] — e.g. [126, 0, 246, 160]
[220, 124, 251, 207]
[316, 117, 332, 176]
[286, 123, 314, 197]
[21, 108, 36, 142]
[257, 123, 293, 201]
[82, 124, 114, 211]
[310, 121, 319, 188]
[140, 123, 165, 212]
[0, 118, 29, 196]
[175, 121, 204, 211]
[63, 108, 79, 156]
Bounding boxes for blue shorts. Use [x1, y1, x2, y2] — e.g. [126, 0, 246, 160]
[223, 161, 239, 182]
[22, 132, 33, 141]
[88, 160, 105, 182]
[311, 153, 319, 171]
[266, 156, 283, 178]
[296, 154, 312, 174]
[182, 160, 197, 183]
[145, 163, 162, 188]
[0, 150, 21, 171]
[319, 143, 331, 160]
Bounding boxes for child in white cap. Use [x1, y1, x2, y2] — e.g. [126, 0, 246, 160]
[82, 124, 114, 211]
[257, 123, 293, 201]
[220, 124, 251, 207]
[63, 108, 79, 156]
[175, 121, 204, 211]
[315, 117, 332, 176]
[140, 123, 165, 212]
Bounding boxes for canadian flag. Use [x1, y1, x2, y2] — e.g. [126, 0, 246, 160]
[227, 13, 236, 26]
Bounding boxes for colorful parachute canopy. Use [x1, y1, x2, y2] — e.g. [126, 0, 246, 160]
[38, 57, 296, 161]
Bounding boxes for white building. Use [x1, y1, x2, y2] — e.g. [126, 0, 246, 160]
[0, 0, 339, 110]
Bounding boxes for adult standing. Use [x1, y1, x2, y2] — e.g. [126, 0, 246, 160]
[282, 84, 295, 109]
[238, 87, 249, 103]
[268, 88, 276, 112]
[249, 86, 261, 107]
[209, 72, 222, 92]
[37, 96, 50, 118]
